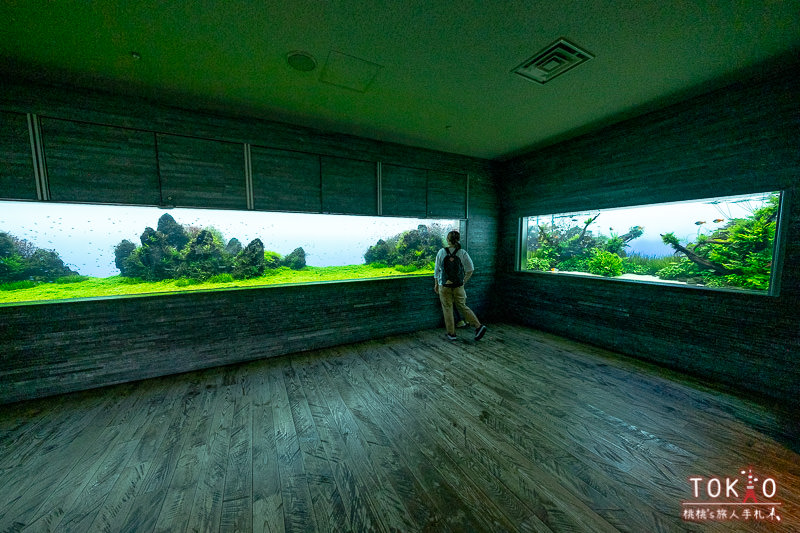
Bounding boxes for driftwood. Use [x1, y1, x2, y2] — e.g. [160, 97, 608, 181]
[577, 213, 601, 243]
[619, 226, 644, 244]
[661, 234, 743, 276]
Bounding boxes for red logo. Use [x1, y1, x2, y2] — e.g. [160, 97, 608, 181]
[742, 466, 759, 504]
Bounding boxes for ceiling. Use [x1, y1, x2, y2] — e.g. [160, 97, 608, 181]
[1, 1, 798, 161]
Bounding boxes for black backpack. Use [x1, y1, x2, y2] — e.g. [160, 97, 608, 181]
[443, 248, 465, 287]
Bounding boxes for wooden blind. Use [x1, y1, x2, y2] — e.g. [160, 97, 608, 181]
[381, 164, 427, 217]
[0, 111, 36, 200]
[157, 134, 246, 209]
[251, 146, 321, 212]
[427, 170, 466, 218]
[321, 156, 377, 215]
[40, 118, 160, 205]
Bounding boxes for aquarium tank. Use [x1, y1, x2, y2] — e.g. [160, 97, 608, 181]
[519, 191, 783, 294]
[0, 201, 461, 305]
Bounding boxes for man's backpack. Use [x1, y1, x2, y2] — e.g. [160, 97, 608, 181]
[443, 248, 465, 287]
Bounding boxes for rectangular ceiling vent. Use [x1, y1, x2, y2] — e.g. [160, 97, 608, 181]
[513, 38, 593, 84]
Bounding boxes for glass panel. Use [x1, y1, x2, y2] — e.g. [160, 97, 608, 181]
[520, 191, 781, 293]
[0, 201, 459, 305]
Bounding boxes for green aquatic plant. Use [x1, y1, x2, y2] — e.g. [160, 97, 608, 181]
[264, 251, 282, 269]
[555, 256, 589, 272]
[364, 224, 446, 268]
[620, 258, 649, 275]
[656, 258, 705, 283]
[660, 193, 778, 290]
[622, 254, 674, 275]
[174, 278, 202, 287]
[0, 263, 436, 304]
[208, 273, 235, 283]
[55, 275, 90, 284]
[587, 249, 623, 277]
[525, 216, 643, 274]
[526, 257, 553, 271]
[0, 280, 36, 291]
[113, 215, 307, 282]
[0, 231, 78, 283]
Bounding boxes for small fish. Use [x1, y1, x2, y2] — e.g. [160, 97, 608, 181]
[713, 218, 724, 223]
[695, 221, 706, 225]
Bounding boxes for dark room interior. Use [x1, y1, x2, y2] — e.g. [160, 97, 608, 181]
[1, 2, 798, 531]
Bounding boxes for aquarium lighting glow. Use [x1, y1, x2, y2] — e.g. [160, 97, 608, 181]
[0, 202, 461, 305]
[518, 191, 782, 294]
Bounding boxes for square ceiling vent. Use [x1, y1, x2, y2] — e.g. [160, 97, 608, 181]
[513, 38, 593, 84]
[320, 50, 383, 93]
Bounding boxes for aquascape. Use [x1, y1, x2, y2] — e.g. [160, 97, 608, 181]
[520, 191, 782, 293]
[0, 202, 460, 304]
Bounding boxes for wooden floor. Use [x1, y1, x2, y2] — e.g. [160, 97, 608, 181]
[1, 324, 798, 532]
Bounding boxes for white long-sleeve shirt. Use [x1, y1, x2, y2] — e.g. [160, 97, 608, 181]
[434, 246, 474, 286]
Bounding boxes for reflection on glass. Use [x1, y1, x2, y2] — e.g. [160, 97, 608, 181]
[0, 201, 460, 304]
[520, 191, 781, 293]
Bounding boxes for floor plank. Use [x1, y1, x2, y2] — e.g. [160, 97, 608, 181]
[293, 356, 383, 532]
[251, 364, 285, 533]
[184, 369, 235, 533]
[1, 323, 797, 532]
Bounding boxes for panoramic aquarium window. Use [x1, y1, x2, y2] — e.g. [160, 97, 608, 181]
[519, 191, 782, 294]
[0, 201, 461, 305]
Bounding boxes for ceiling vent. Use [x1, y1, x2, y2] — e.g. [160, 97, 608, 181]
[320, 50, 383, 93]
[513, 38, 593, 84]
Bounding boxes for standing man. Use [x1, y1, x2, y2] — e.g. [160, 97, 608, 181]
[434, 230, 487, 341]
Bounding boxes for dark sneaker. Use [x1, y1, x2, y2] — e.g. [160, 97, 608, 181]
[446, 333, 458, 341]
[474, 325, 487, 341]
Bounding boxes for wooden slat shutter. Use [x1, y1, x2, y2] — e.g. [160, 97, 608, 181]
[381, 164, 427, 217]
[251, 147, 321, 212]
[157, 134, 246, 209]
[0, 111, 37, 200]
[41, 118, 160, 205]
[426, 170, 466, 218]
[321, 156, 377, 215]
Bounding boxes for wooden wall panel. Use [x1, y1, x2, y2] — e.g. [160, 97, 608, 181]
[157, 134, 246, 209]
[0, 276, 444, 404]
[495, 68, 800, 406]
[427, 170, 466, 218]
[461, 169, 499, 321]
[381, 164, 427, 217]
[0, 111, 36, 200]
[0, 80, 500, 405]
[321, 156, 377, 215]
[251, 146, 321, 212]
[500, 81, 798, 218]
[40, 118, 160, 205]
[0, 80, 493, 195]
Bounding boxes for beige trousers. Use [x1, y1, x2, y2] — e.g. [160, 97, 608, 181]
[438, 285, 480, 334]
